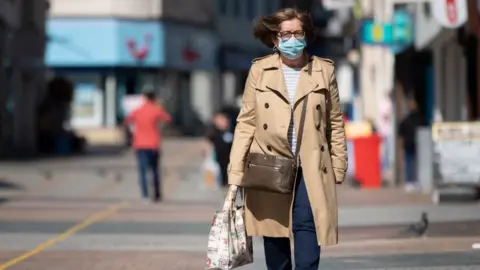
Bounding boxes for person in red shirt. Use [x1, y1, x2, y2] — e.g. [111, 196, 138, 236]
[124, 88, 171, 202]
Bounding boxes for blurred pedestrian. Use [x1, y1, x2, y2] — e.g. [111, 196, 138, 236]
[219, 103, 240, 133]
[37, 77, 86, 155]
[227, 8, 347, 269]
[124, 86, 171, 202]
[378, 93, 393, 173]
[206, 112, 233, 187]
[398, 98, 424, 192]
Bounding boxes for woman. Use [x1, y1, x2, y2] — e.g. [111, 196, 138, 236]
[227, 8, 347, 270]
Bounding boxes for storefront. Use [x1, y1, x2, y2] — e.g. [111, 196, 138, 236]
[46, 18, 220, 135]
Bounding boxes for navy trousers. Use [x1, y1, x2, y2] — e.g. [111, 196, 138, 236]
[264, 169, 321, 270]
[404, 150, 417, 184]
[136, 149, 161, 200]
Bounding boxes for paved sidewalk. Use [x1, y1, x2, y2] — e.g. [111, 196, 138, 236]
[1, 249, 479, 270]
[1, 137, 480, 227]
[0, 138, 205, 200]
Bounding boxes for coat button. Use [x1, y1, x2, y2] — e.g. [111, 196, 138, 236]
[320, 145, 325, 152]
[316, 104, 320, 110]
[316, 123, 320, 130]
[263, 123, 268, 130]
[323, 167, 327, 174]
[267, 145, 272, 151]
[265, 103, 269, 109]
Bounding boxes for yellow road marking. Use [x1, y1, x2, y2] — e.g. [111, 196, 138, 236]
[0, 200, 129, 269]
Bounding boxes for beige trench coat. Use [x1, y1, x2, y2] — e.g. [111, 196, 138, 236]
[227, 53, 348, 246]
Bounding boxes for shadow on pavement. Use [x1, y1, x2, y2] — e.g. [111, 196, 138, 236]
[0, 178, 24, 191]
[42, 144, 129, 161]
[0, 198, 9, 205]
[0, 179, 18, 206]
[84, 145, 129, 156]
[0, 144, 129, 162]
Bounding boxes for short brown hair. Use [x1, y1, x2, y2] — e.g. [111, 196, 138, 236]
[253, 8, 315, 48]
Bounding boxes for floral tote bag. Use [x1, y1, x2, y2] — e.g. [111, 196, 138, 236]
[205, 185, 253, 270]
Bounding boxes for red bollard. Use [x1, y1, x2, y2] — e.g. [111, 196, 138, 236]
[352, 134, 382, 189]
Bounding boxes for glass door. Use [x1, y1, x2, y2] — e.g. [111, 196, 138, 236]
[69, 74, 104, 128]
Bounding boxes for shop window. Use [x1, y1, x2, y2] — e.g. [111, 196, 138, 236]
[232, 0, 241, 17]
[125, 76, 137, 95]
[246, 0, 256, 19]
[264, 0, 276, 15]
[217, 0, 228, 15]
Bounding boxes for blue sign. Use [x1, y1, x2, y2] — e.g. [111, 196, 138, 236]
[361, 10, 414, 54]
[362, 21, 393, 45]
[47, 19, 165, 67]
[46, 18, 219, 70]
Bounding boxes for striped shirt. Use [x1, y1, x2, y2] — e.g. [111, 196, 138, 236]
[282, 66, 301, 154]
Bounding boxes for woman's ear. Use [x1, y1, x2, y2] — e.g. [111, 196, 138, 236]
[271, 34, 279, 48]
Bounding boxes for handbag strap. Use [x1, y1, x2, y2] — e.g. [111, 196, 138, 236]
[294, 60, 312, 159]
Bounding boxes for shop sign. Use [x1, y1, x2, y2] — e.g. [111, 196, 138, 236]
[183, 41, 200, 63]
[126, 33, 152, 61]
[432, 122, 480, 185]
[361, 10, 414, 54]
[431, 0, 467, 28]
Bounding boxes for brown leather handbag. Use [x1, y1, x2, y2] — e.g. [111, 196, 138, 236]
[239, 62, 312, 194]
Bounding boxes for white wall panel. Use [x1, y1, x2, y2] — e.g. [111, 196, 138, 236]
[49, 0, 213, 23]
[414, 1, 442, 50]
[49, 0, 162, 19]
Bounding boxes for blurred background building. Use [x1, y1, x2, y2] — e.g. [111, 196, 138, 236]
[43, 0, 313, 140]
[0, 0, 48, 158]
[46, 0, 220, 139]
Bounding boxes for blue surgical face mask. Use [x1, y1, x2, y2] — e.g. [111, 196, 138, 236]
[277, 37, 306, 60]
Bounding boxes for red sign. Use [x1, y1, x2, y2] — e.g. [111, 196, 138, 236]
[446, 0, 458, 24]
[432, 0, 467, 28]
[126, 33, 152, 61]
[183, 45, 199, 63]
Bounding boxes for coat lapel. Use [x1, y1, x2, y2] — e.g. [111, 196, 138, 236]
[261, 54, 290, 103]
[264, 68, 290, 103]
[293, 57, 323, 110]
